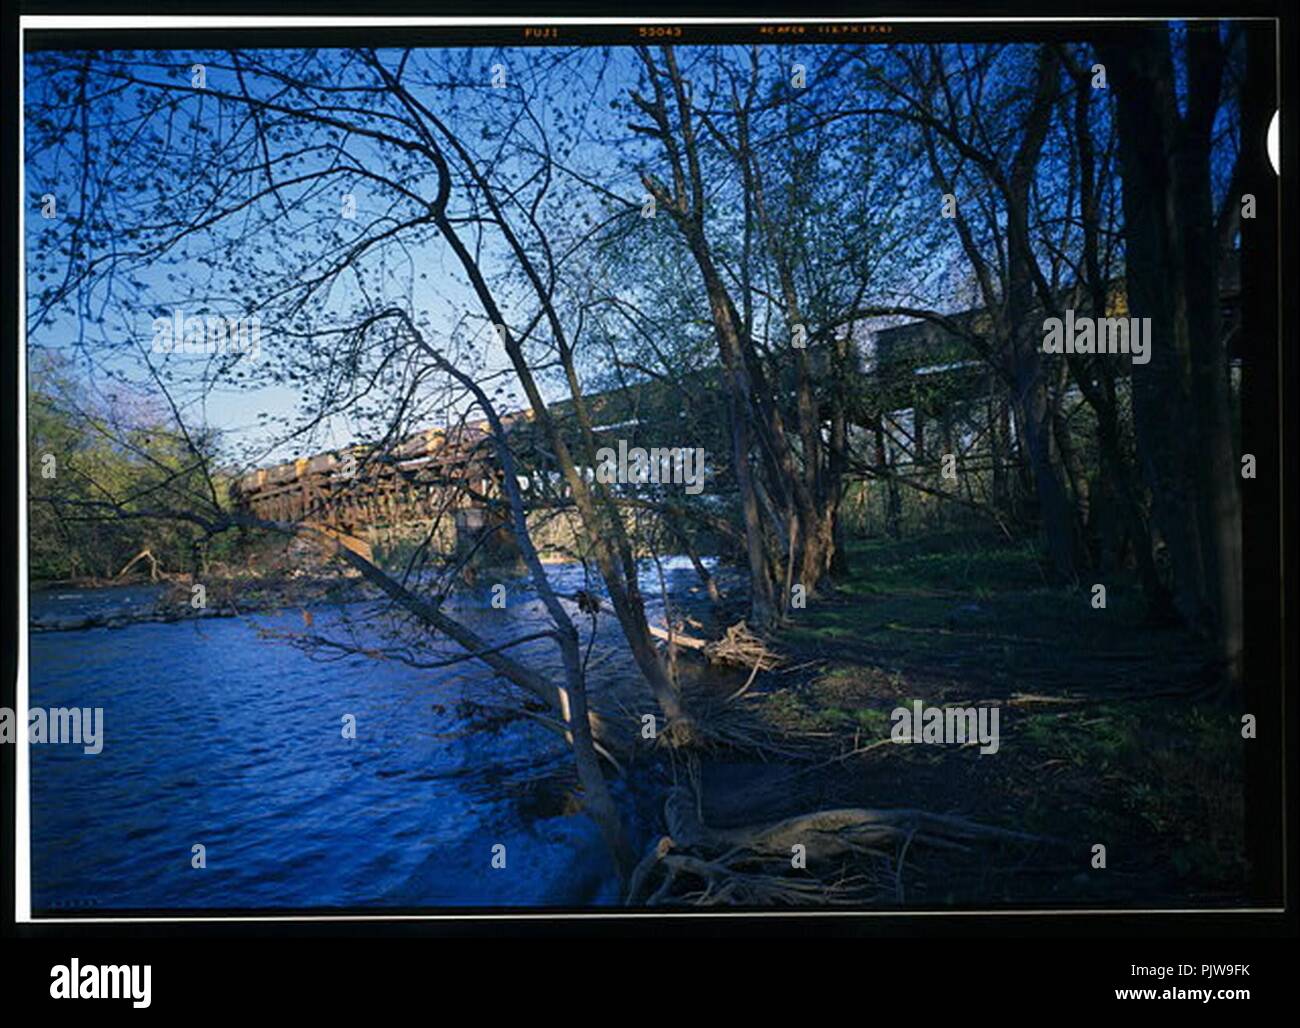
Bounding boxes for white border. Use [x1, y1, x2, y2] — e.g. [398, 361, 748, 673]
[17, 9, 31, 927]
[14, 11, 1287, 925]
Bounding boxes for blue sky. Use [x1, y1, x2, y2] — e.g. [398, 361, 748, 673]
[23, 31, 1242, 471]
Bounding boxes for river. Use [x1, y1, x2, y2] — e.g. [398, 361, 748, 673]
[27, 557, 721, 913]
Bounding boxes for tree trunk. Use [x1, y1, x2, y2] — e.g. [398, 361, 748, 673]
[1100, 26, 1242, 679]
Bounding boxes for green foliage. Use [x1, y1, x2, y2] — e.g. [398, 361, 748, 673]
[27, 353, 226, 581]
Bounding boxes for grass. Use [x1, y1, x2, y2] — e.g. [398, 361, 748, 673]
[736, 530, 1247, 904]
[783, 531, 1203, 695]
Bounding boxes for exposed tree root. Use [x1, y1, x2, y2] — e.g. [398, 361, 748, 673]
[626, 785, 1054, 906]
[669, 683, 814, 759]
[638, 849, 887, 905]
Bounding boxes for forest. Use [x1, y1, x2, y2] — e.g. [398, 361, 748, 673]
[23, 21, 1277, 908]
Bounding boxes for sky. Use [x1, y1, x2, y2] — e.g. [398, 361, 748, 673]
[23, 29, 1243, 472]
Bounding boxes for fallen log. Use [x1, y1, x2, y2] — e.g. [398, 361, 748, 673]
[647, 622, 709, 651]
[648, 619, 784, 671]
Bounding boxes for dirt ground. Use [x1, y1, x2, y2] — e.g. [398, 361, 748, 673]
[687, 532, 1248, 907]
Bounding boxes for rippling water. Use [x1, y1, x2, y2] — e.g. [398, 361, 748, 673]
[27, 558, 717, 912]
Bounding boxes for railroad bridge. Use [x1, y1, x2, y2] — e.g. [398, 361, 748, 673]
[226, 376, 715, 566]
[228, 267, 1243, 563]
[229, 416, 528, 565]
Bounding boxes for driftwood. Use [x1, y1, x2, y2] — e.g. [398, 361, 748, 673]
[648, 619, 783, 672]
[704, 621, 783, 671]
[116, 548, 161, 582]
[627, 785, 1053, 907]
[647, 621, 709, 651]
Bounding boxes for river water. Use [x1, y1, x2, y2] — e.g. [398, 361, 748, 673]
[27, 558, 718, 913]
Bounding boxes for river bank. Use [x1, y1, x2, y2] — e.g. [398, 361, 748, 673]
[661, 531, 1249, 906]
[29, 573, 376, 632]
[25, 536, 1247, 909]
